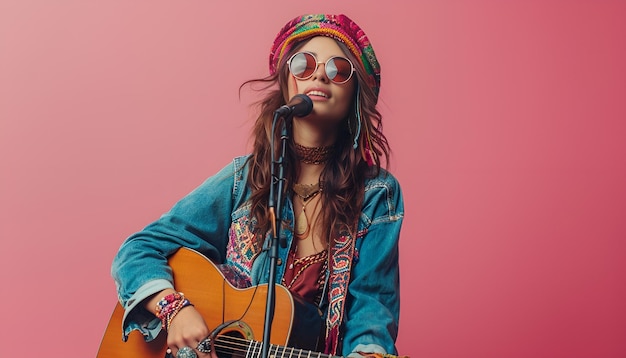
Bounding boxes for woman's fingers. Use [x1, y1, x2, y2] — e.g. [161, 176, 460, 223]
[166, 306, 211, 358]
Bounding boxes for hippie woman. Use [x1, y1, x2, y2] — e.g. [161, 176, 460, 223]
[111, 14, 406, 358]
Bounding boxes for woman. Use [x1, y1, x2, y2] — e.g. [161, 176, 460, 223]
[112, 14, 405, 358]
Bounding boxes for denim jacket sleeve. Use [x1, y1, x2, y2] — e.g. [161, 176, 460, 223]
[342, 170, 404, 356]
[111, 157, 249, 341]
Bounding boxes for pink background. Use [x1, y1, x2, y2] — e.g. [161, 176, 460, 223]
[1, 1, 625, 357]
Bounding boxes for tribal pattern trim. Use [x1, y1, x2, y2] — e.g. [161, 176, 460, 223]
[325, 228, 368, 354]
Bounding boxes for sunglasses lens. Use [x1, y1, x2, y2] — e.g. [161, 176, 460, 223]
[326, 57, 353, 83]
[289, 52, 317, 79]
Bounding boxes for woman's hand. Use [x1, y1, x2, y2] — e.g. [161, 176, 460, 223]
[167, 305, 212, 358]
[145, 289, 214, 358]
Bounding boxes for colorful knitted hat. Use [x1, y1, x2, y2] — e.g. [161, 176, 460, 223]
[270, 14, 381, 98]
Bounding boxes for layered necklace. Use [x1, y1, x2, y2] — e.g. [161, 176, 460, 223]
[292, 142, 332, 239]
[293, 182, 322, 239]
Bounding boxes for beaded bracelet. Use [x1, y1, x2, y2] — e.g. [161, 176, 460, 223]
[155, 292, 194, 331]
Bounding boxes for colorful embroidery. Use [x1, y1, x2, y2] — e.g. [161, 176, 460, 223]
[325, 228, 367, 354]
[222, 205, 261, 288]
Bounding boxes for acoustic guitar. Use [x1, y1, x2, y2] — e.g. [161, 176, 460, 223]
[98, 247, 328, 358]
[97, 247, 405, 358]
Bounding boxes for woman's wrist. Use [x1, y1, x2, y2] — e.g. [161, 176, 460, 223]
[153, 291, 194, 331]
[145, 288, 177, 315]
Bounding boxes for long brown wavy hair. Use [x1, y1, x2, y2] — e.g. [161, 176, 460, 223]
[241, 39, 390, 246]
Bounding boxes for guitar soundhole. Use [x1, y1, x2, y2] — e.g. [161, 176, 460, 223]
[215, 330, 246, 358]
[212, 321, 255, 358]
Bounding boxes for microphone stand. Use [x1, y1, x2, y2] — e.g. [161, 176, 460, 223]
[262, 112, 290, 358]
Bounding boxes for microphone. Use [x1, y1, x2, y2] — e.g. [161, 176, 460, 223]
[274, 94, 313, 118]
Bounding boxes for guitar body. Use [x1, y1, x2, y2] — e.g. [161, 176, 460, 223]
[98, 248, 323, 358]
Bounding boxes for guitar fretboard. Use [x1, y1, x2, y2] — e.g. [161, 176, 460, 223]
[215, 335, 340, 358]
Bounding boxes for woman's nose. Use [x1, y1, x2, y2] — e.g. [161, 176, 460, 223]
[311, 62, 330, 83]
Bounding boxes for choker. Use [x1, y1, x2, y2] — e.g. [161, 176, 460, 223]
[294, 143, 334, 164]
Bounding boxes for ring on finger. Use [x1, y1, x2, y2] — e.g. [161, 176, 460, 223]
[176, 346, 198, 358]
[197, 337, 212, 353]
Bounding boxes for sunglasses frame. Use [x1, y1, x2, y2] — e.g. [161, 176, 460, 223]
[287, 51, 355, 84]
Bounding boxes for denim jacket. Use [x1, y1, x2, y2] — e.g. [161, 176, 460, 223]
[112, 156, 404, 356]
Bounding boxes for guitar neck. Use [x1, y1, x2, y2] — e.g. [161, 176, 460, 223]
[217, 337, 406, 358]
[215, 334, 340, 358]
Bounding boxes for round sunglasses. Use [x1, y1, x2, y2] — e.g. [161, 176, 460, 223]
[287, 51, 355, 84]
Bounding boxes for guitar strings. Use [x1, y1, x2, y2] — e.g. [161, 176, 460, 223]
[212, 334, 334, 358]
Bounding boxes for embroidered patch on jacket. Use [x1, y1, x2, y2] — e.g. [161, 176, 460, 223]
[223, 210, 261, 288]
[325, 228, 367, 354]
